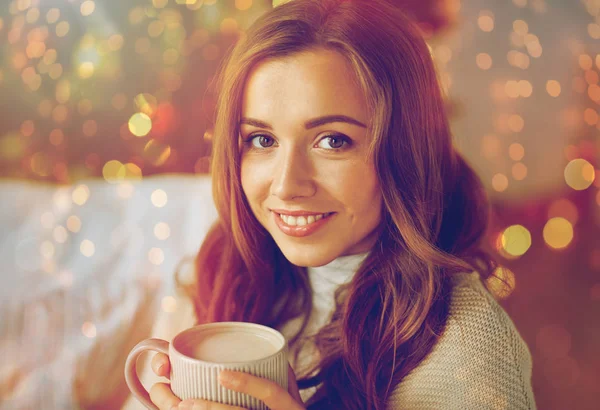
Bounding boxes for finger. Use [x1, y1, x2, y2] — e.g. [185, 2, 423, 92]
[149, 382, 181, 410]
[218, 371, 304, 410]
[151, 353, 171, 378]
[178, 399, 246, 410]
[287, 364, 303, 403]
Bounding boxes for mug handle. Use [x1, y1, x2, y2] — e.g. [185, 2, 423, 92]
[124, 338, 170, 410]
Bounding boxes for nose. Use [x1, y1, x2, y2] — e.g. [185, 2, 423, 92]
[270, 146, 316, 200]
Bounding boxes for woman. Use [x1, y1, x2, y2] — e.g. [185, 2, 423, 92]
[142, 0, 536, 409]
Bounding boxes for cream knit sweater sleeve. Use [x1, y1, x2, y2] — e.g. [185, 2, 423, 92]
[386, 272, 536, 410]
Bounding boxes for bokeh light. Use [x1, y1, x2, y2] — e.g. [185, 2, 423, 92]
[501, 224, 532, 257]
[564, 159, 595, 190]
[128, 113, 152, 137]
[543, 217, 574, 250]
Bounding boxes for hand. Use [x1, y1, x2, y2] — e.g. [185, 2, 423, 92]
[148, 352, 305, 410]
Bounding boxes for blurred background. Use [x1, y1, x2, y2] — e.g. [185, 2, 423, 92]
[0, 0, 599, 409]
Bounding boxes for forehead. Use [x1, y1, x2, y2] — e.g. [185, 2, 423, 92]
[241, 49, 368, 121]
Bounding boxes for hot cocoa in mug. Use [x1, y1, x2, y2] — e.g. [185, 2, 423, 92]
[125, 322, 289, 410]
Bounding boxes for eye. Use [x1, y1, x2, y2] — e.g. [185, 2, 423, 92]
[246, 135, 275, 149]
[317, 135, 351, 151]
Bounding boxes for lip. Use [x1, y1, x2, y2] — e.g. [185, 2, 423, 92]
[272, 210, 335, 238]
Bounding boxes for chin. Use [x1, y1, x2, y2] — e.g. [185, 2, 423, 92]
[278, 245, 338, 268]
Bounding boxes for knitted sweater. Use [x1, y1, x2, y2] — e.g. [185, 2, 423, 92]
[122, 253, 536, 409]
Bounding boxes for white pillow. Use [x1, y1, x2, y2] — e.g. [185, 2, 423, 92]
[0, 174, 217, 409]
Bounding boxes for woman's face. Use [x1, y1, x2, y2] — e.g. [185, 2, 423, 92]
[239, 48, 383, 267]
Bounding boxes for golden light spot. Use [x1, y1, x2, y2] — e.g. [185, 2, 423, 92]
[135, 37, 151, 54]
[548, 198, 579, 225]
[78, 62, 95, 79]
[72, 184, 90, 206]
[234, 0, 252, 10]
[154, 222, 171, 240]
[588, 84, 600, 101]
[518, 80, 533, 97]
[584, 108, 599, 125]
[487, 267, 516, 299]
[82, 321, 97, 338]
[26, 7, 40, 24]
[49, 63, 63, 80]
[82, 120, 98, 137]
[513, 19, 529, 35]
[507, 50, 530, 69]
[116, 182, 135, 199]
[80, 1, 95, 16]
[220, 17, 239, 35]
[492, 173, 509, 192]
[501, 225, 532, 257]
[43, 49, 57, 65]
[564, 159, 595, 190]
[40, 211, 55, 229]
[80, 239, 96, 257]
[163, 48, 179, 65]
[144, 139, 171, 166]
[102, 159, 126, 182]
[20, 120, 35, 137]
[508, 114, 525, 132]
[26, 41, 45, 58]
[128, 113, 152, 137]
[56, 21, 70, 37]
[512, 0, 527, 8]
[111, 93, 127, 110]
[512, 163, 528, 180]
[53, 225, 68, 243]
[108, 34, 124, 51]
[162, 295, 177, 313]
[134, 93, 157, 116]
[546, 80, 561, 97]
[509, 143, 525, 161]
[148, 247, 164, 265]
[153, 0, 169, 8]
[46, 8, 60, 24]
[543, 217, 574, 250]
[476, 53, 492, 70]
[55, 79, 70, 104]
[49, 129, 64, 146]
[505, 80, 520, 98]
[151, 189, 168, 207]
[125, 163, 143, 180]
[579, 54, 593, 70]
[148, 20, 165, 37]
[30, 152, 50, 176]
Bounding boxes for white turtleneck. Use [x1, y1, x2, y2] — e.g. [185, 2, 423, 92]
[277, 251, 370, 403]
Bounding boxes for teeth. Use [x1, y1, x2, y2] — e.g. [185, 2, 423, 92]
[280, 213, 329, 226]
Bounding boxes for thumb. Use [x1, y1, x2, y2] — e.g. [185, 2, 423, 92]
[287, 364, 303, 403]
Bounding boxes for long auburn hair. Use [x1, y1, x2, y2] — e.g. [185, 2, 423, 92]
[179, 0, 498, 408]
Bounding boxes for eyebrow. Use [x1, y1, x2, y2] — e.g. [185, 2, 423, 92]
[239, 115, 367, 130]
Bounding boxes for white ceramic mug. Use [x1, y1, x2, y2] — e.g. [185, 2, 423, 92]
[124, 322, 289, 410]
